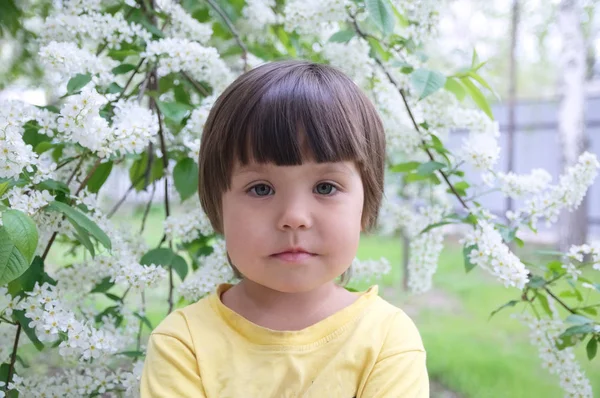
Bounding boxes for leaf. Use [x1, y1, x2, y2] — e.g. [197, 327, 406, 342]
[527, 275, 546, 289]
[173, 158, 199, 202]
[328, 30, 355, 43]
[582, 307, 598, 316]
[444, 77, 466, 101]
[390, 161, 420, 173]
[587, 337, 598, 360]
[134, 312, 153, 329]
[67, 73, 92, 94]
[560, 324, 596, 337]
[2, 209, 38, 264]
[71, 221, 95, 257]
[489, 300, 519, 320]
[410, 69, 446, 100]
[129, 151, 164, 192]
[0, 227, 30, 286]
[86, 161, 113, 194]
[365, 0, 395, 35]
[118, 350, 145, 358]
[46, 201, 111, 250]
[459, 76, 493, 120]
[416, 161, 445, 176]
[536, 293, 553, 317]
[156, 100, 192, 125]
[91, 277, 115, 293]
[467, 71, 498, 99]
[112, 63, 137, 75]
[565, 314, 594, 325]
[420, 221, 455, 235]
[12, 310, 44, 351]
[8, 256, 55, 297]
[463, 244, 478, 273]
[140, 248, 188, 281]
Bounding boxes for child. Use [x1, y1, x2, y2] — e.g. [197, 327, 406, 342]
[140, 60, 429, 397]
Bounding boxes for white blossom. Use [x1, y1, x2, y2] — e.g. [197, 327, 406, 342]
[178, 239, 235, 302]
[284, 0, 348, 34]
[494, 168, 553, 198]
[350, 257, 391, 282]
[462, 220, 530, 289]
[39, 41, 117, 86]
[240, 0, 280, 31]
[143, 38, 234, 93]
[156, 0, 212, 42]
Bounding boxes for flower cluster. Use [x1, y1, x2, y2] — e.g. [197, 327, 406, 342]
[393, 0, 440, 45]
[320, 37, 375, 89]
[561, 242, 600, 279]
[39, 11, 151, 49]
[142, 38, 234, 93]
[350, 257, 392, 283]
[157, 0, 213, 43]
[108, 99, 159, 156]
[7, 361, 144, 398]
[178, 239, 236, 302]
[515, 311, 593, 397]
[4, 186, 55, 217]
[462, 220, 530, 289]
[493, 168, 553, 198]
[0, 101, 41, 179]
[240, 0, 280, 31]
[283, 0, 348, 34]
[507, 152, 600, 228]
[56, 87, 112, 155]
[164, 198, 214, 243]
[39, 41, 118, 86]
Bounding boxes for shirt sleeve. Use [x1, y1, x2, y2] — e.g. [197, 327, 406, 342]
[140, 332, 207, 398]
[358, 311, 429, 398]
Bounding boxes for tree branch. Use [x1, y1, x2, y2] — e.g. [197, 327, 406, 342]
[204, 0, 249, 72]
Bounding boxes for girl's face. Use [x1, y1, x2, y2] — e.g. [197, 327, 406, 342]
[221, 159, 364, 293]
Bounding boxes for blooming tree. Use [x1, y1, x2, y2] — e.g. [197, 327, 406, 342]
[0, 0, 599, 397]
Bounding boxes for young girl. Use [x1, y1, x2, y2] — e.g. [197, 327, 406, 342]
[140, 60, 428, 397]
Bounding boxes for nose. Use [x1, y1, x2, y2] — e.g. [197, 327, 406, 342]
[276, 194, 312, 231]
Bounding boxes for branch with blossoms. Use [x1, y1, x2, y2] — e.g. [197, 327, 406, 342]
[0, 0, 599, 397]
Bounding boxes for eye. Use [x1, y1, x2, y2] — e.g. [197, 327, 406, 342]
[314, 183, 337, 195]
[248, 183, 273, 197]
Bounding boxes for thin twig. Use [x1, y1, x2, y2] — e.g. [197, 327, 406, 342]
[115, 58, 147, 103]
[181, 71, 210, 96]
[5, 323, 21, 394]
[544, 287, 578, 315]
[204, 0, 249, 72]
[140, 181, 156, 234]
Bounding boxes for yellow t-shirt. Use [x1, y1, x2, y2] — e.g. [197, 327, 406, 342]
[140, 283, 428, 398]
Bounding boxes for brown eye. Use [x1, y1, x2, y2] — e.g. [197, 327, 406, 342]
[314, 183, 336, 195]
[249, 184, 273, 196]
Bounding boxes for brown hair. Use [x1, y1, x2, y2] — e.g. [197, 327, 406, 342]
[198, 60, 386, 279]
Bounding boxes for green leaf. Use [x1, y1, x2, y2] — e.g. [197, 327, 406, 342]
[420, 221, 455, 235]
[35, 179, 70, 195]
[118, 350, 145, 358]
[365, 0, 395, 35]
[587, 337, 598, 360]
[536, 293, 553, 317]
[565, 314, 594, 325]
[106, 82, 123, 94]
[444, 77, 466, 101]
[173, 158, 199, 202]
[13, 310, 44, 351]
[410, 69, 446, 100]
[46, 201, 111, 250]
[112, 63, 137, 75]
[67, 73, 92, 94]
[134, 312, 153, 330]
[416, 161, 445, 176]
[86, 161, 113, 194]
[463, 244, 478, 273]
[140, 248, 188, 281]
[460, 76, 493, 120]
[0, 226, 30, 286]
[582, 307, 598, 316]
[527, 275, 546, 289]
[467, 71, 498, 99]
[91, 277, 115, 293]
[560, 324, 596, 337]
[390, 161, 420, 173]
[328, 30, 356, 43]
[2, 209, 38, 264]
[489, 299, 519, 319]
[8, 256, 55, 296]
[156, 100, 192, 124]
[129, 151, 164, 192]
[71, 221, 95, 257]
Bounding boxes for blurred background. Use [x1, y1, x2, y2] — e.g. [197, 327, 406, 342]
[2, 0, 600, 396]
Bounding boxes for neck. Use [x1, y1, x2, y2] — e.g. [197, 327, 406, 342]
[222, 280, 357, 331]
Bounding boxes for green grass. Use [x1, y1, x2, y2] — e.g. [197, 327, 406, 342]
[42, 205, 600, 397]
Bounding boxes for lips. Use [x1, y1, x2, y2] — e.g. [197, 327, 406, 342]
[270, 248, 316, 263]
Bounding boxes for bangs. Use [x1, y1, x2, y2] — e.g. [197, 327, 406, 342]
[231, 64, 368, 166]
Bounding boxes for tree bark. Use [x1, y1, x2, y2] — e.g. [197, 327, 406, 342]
[558, 0, 588, 251]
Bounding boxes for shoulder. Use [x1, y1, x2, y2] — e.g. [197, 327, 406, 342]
[151, 293, 215, 342]
[364, 294, 425, 354]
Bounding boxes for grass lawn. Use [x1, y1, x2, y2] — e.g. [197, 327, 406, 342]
[41, 204, 600, 397]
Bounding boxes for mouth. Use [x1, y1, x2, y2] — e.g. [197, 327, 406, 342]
[270, 249, 317, 263]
